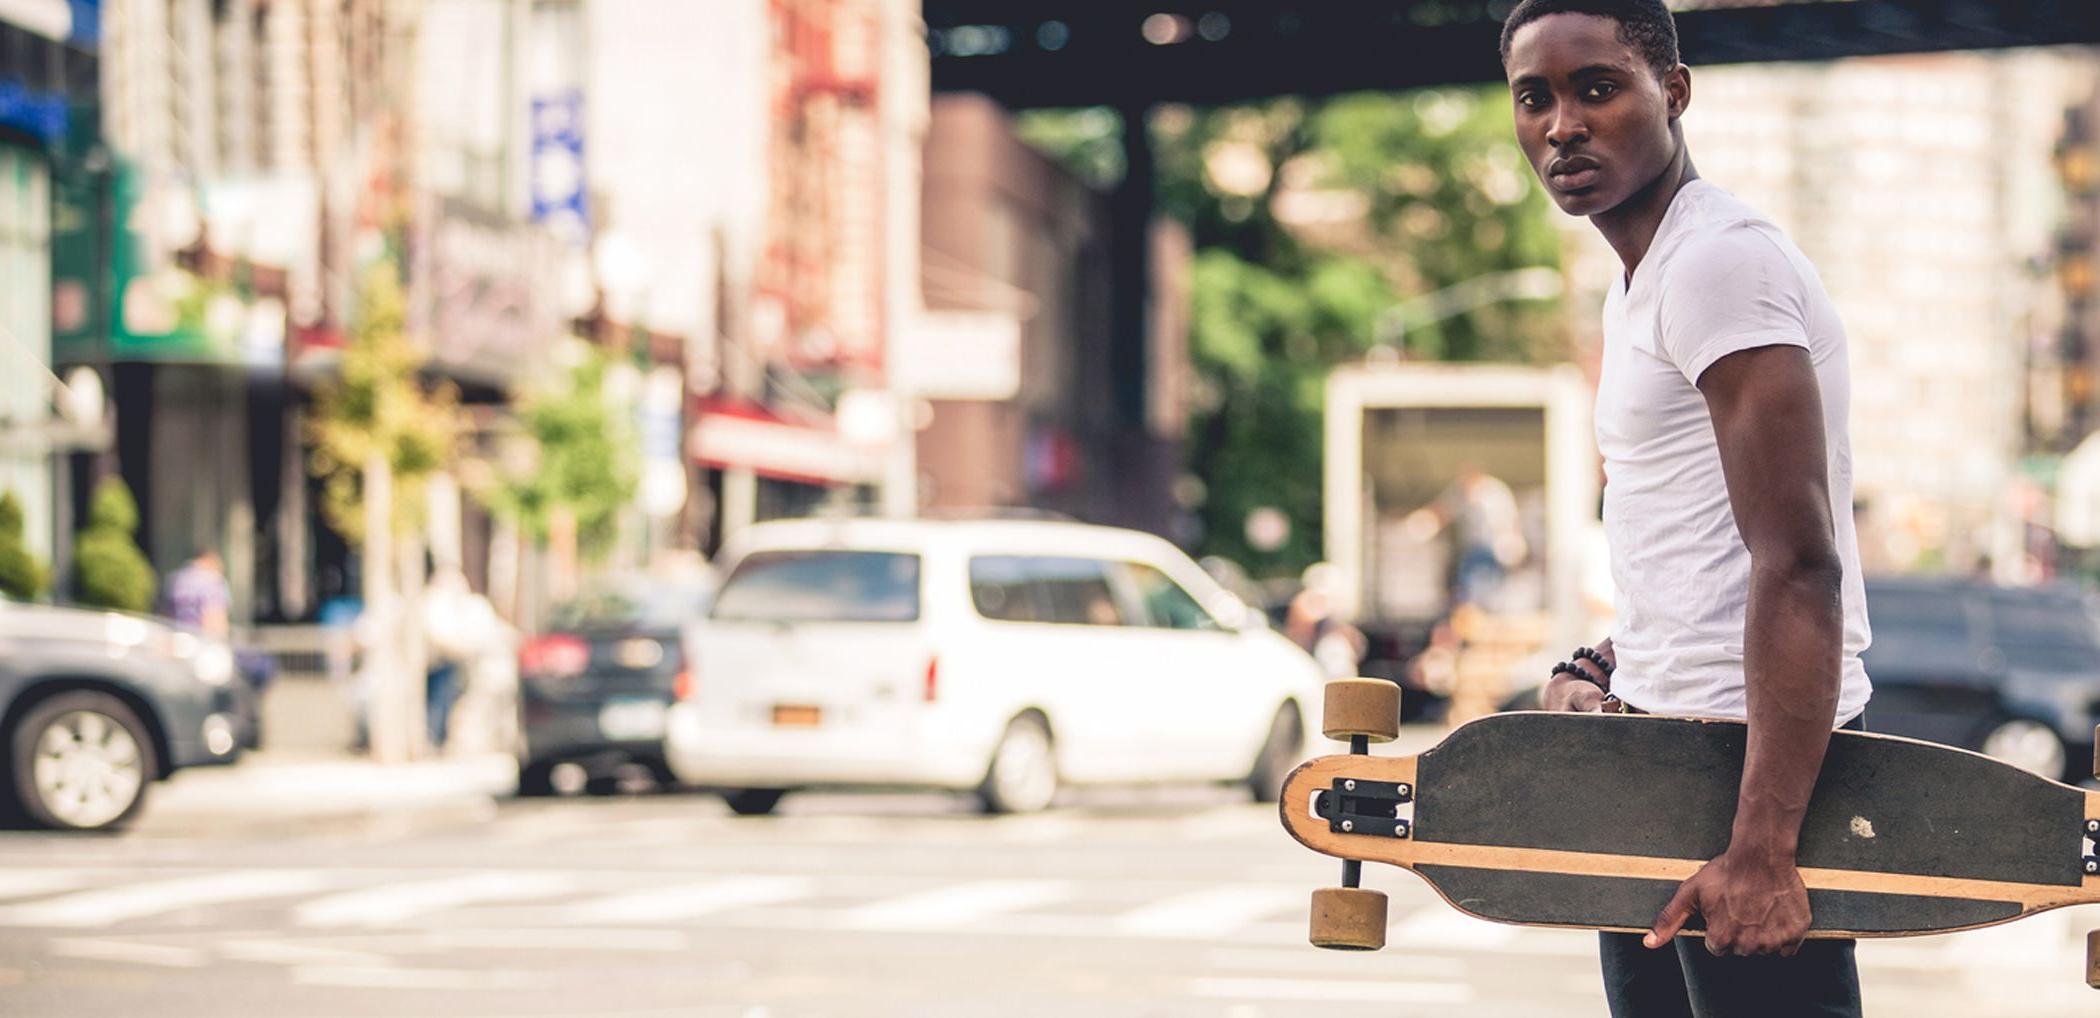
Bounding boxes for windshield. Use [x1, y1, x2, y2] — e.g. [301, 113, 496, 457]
[549, 580, 714, 631]
[710, 550, 921, 623]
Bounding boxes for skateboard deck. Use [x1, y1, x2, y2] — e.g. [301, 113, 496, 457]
[1281, 711, 2100, 938]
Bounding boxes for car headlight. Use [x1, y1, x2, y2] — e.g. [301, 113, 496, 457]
[190, 641, 237, 687]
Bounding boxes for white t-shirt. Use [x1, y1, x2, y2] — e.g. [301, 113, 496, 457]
[1595, 180, 1872, 724]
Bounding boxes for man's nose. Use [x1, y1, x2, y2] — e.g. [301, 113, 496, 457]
[1547, 109, 1588, 148]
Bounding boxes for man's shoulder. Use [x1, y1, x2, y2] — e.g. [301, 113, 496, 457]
[1660, 213, 1798, 295]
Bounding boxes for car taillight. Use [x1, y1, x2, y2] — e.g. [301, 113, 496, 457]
[519, 634, 589, 679]
[674, 668, 695, 701]
[923, 657, 939, 704]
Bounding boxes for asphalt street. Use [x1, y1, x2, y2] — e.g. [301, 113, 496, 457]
[0, 783, 2093, 1017]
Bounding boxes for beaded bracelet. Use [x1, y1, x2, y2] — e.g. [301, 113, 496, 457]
[1571, 646, 1615, 677]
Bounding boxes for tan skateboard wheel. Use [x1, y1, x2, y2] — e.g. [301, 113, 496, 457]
[2087, 929, 2100, 989]
[1323, 678, 1400, 743]
[1310, 886, 1388, 951]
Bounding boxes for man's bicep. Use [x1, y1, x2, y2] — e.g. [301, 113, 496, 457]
[1697, 345, 1841, 569]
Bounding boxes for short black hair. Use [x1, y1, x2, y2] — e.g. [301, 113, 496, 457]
[1498, 0, 1681, 79]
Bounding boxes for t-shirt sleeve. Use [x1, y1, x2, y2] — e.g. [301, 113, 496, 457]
[1656, 224, 1811, 385]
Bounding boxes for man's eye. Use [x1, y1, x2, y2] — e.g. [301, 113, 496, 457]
[1516, 92, 1545, 109]
[1585, 83, 1618, 100]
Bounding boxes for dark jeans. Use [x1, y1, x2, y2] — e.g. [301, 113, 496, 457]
[1598, 714, 1867, 1018]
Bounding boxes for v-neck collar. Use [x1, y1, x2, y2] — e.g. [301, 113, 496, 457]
[1613, 179, 1713, 300]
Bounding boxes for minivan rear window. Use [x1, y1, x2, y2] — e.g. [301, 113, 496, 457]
[711, 551, 921, 623]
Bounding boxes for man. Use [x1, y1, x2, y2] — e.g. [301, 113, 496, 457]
[1500, 3, 1874, 1015]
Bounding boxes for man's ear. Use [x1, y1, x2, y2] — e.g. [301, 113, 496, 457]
[1665, 64, 1692, 121]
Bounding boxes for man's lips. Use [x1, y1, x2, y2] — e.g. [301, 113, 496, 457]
[1547, 157, 1601, 190]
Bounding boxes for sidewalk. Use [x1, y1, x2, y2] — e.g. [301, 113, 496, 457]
[138, 750, 516, 837]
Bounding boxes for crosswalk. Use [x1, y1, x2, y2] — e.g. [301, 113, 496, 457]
[0, 863, 2092, 971]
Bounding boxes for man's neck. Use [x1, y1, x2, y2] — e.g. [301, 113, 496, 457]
[1593, 145, 1699, 287]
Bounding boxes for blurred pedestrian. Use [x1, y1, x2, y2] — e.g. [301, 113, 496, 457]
[1403, 464, 1528, 609]
[163, 548, 274, 749]
[1285, 563, 1366, 679]
[421, 566, 501, 752]
[162, 550, 231, 640]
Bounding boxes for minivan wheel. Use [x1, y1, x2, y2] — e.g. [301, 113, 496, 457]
[516, 759, 558, 797]
[723, 788, 786, 816]
[979, 716, 1058, 815]
[1247, 703, 1304, 803]
[9, 691, 157, 832]
[1979, 718, 2067, 780]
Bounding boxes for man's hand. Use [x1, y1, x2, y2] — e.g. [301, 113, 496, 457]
[1646, 847, 1813, 956]
[1541, 638, 1614, 712]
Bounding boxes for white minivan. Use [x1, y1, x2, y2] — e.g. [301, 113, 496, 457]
[665, 517, 1325, 815]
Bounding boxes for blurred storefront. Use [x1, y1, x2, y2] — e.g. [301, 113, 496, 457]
[3, 0, 102, 578]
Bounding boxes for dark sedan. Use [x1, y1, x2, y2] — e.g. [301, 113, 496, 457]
[1860, 577, 2099, 782]
[516, 577, 713, 796]
[0, 598, 243, 830]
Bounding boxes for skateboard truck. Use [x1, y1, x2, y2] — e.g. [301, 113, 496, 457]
[1314, 778, 1413, 839]
[1308, 678, 1403, 951]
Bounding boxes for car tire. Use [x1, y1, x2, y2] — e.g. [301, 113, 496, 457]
[516, 759, 558, 798]
[978, 715, 1058, 815]
[8, 691, 158, 832]
[1247, 703, 1304, 803]
[1978, 717, 2068, 780]
[722, 788, 786, 816]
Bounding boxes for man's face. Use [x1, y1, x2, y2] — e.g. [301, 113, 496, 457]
[1505, 13, 1686, 217]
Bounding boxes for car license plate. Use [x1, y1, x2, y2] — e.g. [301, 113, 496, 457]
[599, 697, 667, 741]
[772, 704, 822, 728]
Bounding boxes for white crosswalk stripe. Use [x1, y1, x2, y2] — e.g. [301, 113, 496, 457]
[1188, 977, 1476, 1005]
[1388, 903, 1523, 950]
[1111, 885, 1302, 939]
[836, 879, 1074, 931]
[294, 872, 578, 928]
[0, 870, 332, 928]
[565, 876, 816, 924]
[0, 869, 87, 900]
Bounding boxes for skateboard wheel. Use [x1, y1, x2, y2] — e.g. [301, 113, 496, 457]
[2088, 930, 2100, 989]
[1310, 886, 1388, 951]
[1322, 679, 1400, 743]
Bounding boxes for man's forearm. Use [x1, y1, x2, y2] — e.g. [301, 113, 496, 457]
[1729, 559, 1845, 860]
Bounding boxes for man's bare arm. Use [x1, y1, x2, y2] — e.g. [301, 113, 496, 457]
[1647, 343, 1844, 956]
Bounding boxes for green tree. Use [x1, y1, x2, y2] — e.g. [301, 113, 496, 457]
[485, 349, 638, 560]
[307, 260, 461, 543]
[73, 477, 157, 613]
[0, 491, 48, 601]
[1022, 89, 1565, 573]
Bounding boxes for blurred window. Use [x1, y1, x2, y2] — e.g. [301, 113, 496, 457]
[711, 551, 920, 623]
[968, 556, 1041, 623]
[1124, 563, 1221, 631]
[551, 581, 713, 631]
[970, 556, 1127, 627]
[1861, 587, 1978, 677]
[1985, 592, 2100, 673]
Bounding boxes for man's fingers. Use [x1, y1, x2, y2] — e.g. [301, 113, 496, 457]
[1645, 886, 1697, 948]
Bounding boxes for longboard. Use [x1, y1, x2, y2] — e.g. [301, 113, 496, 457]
[1281, 708, 2100, 960]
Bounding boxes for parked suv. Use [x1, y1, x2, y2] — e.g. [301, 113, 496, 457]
[664, 517, 1325, 815]
[1861, 577, 2100, 781]
[0, 598, 244, 830]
